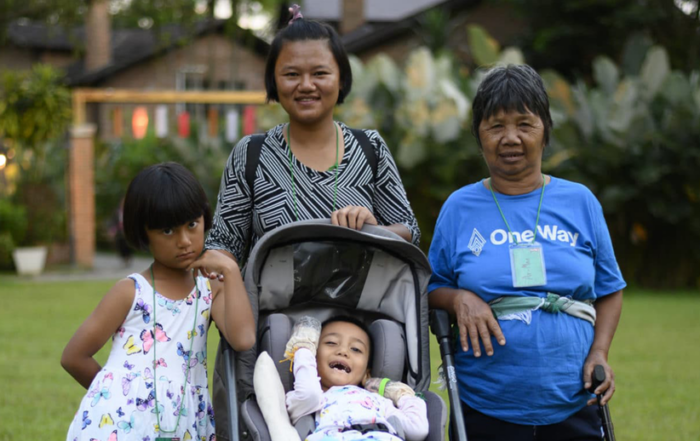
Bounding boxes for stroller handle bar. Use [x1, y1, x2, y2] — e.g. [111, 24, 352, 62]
[430, 309, 468, 441]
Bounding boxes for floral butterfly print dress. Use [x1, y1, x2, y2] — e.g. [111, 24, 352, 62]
[66, 273, 216, 441]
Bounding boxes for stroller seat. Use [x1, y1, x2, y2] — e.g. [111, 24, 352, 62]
[217, 220, 446, 441]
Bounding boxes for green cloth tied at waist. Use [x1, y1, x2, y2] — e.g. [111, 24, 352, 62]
[489, 293, 596, 326]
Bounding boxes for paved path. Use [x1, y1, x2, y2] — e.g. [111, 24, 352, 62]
[10, 253, 153, 282]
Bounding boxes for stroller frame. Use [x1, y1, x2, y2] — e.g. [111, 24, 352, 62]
[217, 220, 445, 441]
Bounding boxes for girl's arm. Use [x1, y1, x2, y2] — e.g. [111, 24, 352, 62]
[285, 348, 323, 424]
[191, 251, 255, 351]
[384, 395, 429, 441]
[61, 278, 135, 389]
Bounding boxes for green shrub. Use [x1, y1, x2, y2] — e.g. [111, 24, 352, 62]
[94, 131, 229, 248]
[0, 233, 15, 270]
[0, 199, 27, 270]
[0, 199, 27, 244]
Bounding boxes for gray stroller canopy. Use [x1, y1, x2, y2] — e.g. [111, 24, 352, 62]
[244, 220, 432, 390]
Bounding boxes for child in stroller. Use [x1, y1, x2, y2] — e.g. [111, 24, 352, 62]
[217, 220, 446, 441]
[283, 315, 429, 440]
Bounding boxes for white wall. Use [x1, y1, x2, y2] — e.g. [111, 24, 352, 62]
[302, 0, 446, 21]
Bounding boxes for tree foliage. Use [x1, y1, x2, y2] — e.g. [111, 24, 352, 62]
[0, 64, 71, 252]
[0, 64, 71, 179]
[0, 0, 286, 37]
[500, 0, 700, 77]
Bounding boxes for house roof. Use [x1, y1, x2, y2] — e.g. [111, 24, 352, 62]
[339, 0, 477, 54]
[6, 19, 269, 86]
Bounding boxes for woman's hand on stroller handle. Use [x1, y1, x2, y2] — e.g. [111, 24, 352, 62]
[453, 289, 506, 357]
[331, 205, 378, 231]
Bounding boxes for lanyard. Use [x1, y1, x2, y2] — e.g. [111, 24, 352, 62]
[150, 265, 200, 436]
[286, 122, 339, 221]
[488, 174, 546, 244]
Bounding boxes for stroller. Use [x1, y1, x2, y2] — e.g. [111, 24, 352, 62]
[218, 220, 447, 440]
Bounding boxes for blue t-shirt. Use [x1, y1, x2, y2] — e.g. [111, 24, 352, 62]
[428, 177, 626, 425]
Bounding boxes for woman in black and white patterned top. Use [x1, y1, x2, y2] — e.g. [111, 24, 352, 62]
[206, 122, 420, 262]
[205, 9, 419, 265]
[205, 10, 420, 440]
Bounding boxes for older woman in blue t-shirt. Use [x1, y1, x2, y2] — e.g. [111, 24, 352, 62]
[428, 64, 625, 440]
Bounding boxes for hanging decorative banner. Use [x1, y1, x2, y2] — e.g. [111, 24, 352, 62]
[132, 106, 149, 139]
[243, 105, 256, 135]
[225, 109, 239, 143]
[155, 105, 168, 138]
[208, 107, 219, 138]
[113, 107, 123, 138]
[178, 112, 190, 138]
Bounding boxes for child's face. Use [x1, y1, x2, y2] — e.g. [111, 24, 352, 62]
[316, 321, 371, 391]
[146, 216, 205, 269]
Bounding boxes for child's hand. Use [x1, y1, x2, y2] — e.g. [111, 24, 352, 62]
[364, 378, 415, 405]
[188, 250, 239, 280]
[284, 316, 322, 356]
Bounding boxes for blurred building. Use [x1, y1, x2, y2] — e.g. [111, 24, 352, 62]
[1, 11, 269, 139]
[303, 0, 524, 64]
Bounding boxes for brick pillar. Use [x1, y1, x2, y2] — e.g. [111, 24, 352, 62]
[341, 0, 365, 35]
[69, 124, 96, 268]
[85, 0, 111, 72]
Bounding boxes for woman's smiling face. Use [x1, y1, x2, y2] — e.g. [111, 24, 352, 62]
[274, 39, 341, 126]
[316, 320, 371, 390]
[478, 108, 546, 182]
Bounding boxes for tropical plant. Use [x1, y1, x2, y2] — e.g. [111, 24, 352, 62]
[260, 26, 700, 288]
[542, 45, 700, 288]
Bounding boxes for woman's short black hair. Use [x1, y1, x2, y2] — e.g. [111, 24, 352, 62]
[265, 18, 352, 104]
[471, 64, 553, 147]
[122, 162, 212, 250]
[322, 315, 373, 368]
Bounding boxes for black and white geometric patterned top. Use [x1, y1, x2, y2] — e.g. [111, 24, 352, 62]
[206, 122, 420, 262]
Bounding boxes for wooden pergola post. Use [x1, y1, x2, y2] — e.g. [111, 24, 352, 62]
[69, 89, 266, 267]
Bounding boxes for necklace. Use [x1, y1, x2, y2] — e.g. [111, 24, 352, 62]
[286, 122, 339, 221]
[150, 265, 200, 436]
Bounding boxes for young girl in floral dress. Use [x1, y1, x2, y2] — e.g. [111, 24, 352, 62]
[62, 162, 255, 441]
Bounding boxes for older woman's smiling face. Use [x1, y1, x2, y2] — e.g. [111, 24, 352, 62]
[478, 108, 545, 183]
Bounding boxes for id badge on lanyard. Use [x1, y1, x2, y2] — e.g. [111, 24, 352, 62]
[509, 242, 547, 287]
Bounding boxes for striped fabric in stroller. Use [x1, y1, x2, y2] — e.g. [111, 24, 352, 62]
[217, 220, 445, 441]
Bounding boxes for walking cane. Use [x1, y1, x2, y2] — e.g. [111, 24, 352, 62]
[588, 364, 616, 441]
[430, 309, 468, 441]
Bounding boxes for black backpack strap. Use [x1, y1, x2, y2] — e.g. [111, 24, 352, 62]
[240, 134, 266, 266]
[245, 133, 266, 203]
[349, 128, 378, 182]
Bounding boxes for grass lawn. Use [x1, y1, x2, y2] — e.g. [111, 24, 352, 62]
[1, 279, 698, 440]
